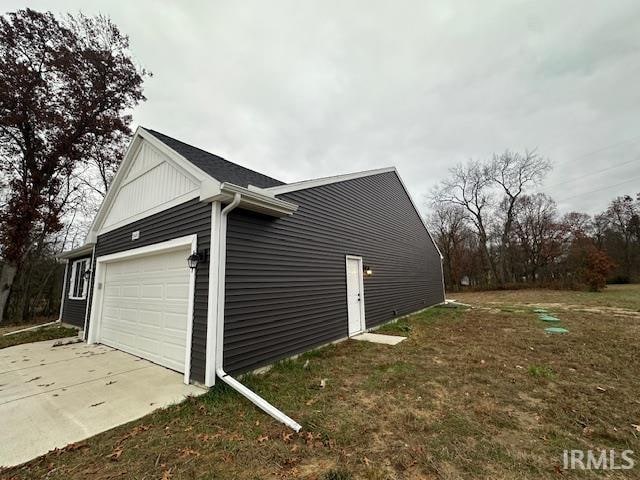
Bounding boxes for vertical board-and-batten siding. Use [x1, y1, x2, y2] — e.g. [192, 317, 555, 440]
[102, 140, 199, 232]
[89, 198, 211, 383]
[60, 255, 92, 328]
[224, 171, 444, 373]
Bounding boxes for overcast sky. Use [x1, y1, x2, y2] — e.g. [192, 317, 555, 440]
[7, 0, 640, 215]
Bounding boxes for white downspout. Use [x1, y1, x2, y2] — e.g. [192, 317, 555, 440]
[57, 260, 69, 322]
[82, 246, 96, 340]
[215, 193, 302, 432]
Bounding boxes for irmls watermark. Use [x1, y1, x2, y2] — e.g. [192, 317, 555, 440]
[563, 450, 635, 470]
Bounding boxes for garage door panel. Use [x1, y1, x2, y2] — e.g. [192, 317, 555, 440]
[164, 312, 187, 330]
[141, 284, 163, 299]
[98, 246, 191, 373]
[104, 284, 121, 297]
[166, 284, 189, 299]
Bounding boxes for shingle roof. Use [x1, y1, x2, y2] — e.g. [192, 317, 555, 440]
[144, 128, 285, 188]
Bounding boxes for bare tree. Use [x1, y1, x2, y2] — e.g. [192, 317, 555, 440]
[603, 195, 639, 281]
[432, 160, 498, 285]
[427, 204, 470, 291]
[488, 150, 551, 284]
[511, 193, 561, 282]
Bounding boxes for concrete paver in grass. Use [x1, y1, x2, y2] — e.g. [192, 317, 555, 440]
[351, 332, 406, 345]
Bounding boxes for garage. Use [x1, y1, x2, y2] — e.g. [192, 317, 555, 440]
[88, 236, 196, 378]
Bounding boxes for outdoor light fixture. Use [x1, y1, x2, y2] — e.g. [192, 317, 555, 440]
[83, 269, 92, 280]
[187, 252, 200, 270]
[364, 265, 373, 276]
[187, 249, 209, 270]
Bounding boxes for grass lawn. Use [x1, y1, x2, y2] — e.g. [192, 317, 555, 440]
[3, 286, 640, 479]
[0, 325, 78, 350]
[454, 284, 640, 312]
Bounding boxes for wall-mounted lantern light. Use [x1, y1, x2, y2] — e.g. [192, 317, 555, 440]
[187, 253, 200, 270]
[83, 269, 92, 280]
[363, 265, 373, 277]
[187, 249, 209, 270]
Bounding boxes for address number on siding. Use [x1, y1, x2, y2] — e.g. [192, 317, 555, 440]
[131, 231, 140, 241]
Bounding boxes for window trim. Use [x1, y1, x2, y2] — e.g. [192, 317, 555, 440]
[68, 258, 88, 300]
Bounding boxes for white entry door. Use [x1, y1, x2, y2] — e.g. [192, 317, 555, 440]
[346, 255, 365, 336]
[98, 246, 191, 373]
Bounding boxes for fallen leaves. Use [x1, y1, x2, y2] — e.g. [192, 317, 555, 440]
[107, 446, 123, 462]
[196, 432, 221, 442]
[107, 424, 152, 462]
[178, 448, 200, 459]
[161, 467, 173, 479]
[117, 424, 151, 445]
[60, 442, 88, 453]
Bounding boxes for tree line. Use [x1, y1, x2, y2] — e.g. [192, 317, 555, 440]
[429, 151, 639, 291]
[0, 9, 148, 324]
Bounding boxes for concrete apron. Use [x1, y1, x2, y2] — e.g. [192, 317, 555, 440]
[351, 332, 407, 345]
[0, 338, 204, 468]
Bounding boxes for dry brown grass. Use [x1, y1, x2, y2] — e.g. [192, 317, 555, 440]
[3, 287, 640, 479]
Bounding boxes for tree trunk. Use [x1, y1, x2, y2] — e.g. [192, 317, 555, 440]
[0, 263, 17, 324]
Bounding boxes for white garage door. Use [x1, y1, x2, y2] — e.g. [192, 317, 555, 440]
[99, 247, 191, 373]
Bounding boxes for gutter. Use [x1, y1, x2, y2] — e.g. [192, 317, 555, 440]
[214, 193, 302, 432]
[201, 182, 298, 217]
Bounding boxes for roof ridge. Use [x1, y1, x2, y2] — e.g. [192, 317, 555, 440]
[142, 127, 284, 188]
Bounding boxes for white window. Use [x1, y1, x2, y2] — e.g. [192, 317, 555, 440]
[69, 259, 89, 300]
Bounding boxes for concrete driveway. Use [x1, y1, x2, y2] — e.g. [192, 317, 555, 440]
[0, 338, 204, 467]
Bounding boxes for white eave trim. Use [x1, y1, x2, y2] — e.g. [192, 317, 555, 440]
[203, 182, 298, 217]
[392, 170, 444, 260]
[255, 166, 397, 195]
[58, 243, 95, 259]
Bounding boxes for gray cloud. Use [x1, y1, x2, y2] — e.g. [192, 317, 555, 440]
[6, 0, 640, 214]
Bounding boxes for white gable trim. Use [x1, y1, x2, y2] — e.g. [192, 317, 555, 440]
[392, 169, 444, 260]
[254, 166, 396, 195]
[87, 127, 220, 240]
[255, 166, 443, 259]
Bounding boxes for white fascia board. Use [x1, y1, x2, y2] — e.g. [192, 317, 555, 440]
[57, 243, 95, 259]
[206, 182, 298, 217]
[85, 133, 143, 240]
[246, 185, 275, 197]
[262, 166, 397, 195]
[86, 127, 222, 240]
[392, 170, 444, 260]
[137, 128, 214, 185]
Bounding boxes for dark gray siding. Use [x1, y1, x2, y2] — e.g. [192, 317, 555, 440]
[90, 198, 211, 383]
[60, 255, 92, 328]
[224, 171, 444, 373]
